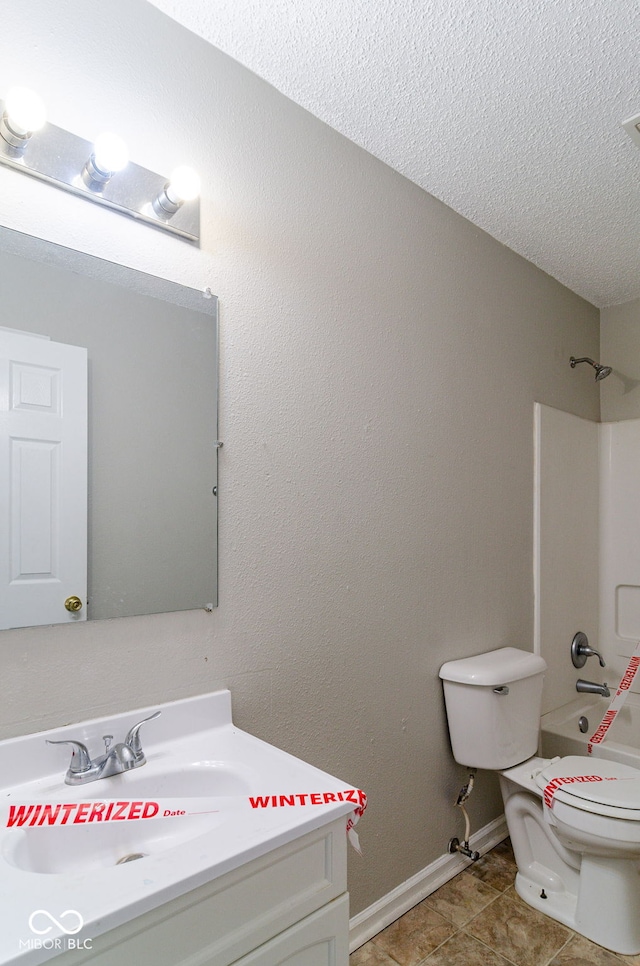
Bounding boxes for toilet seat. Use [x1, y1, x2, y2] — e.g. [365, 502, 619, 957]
[535, 755, 640, 819]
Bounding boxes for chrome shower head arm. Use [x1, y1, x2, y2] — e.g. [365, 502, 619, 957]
[570, 357, 612, 381]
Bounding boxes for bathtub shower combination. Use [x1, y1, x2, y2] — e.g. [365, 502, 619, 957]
[440, 647, 640, 957]
[541, 691, 640, 768]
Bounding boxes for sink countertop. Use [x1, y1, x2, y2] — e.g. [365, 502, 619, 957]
[0, 690, 357, 965]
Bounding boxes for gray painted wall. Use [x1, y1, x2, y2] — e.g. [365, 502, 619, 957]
[0, 1, 600, 916]
[601, 298, 640, 421]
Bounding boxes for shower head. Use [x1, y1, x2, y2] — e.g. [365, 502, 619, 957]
[570, 357, 612, 382]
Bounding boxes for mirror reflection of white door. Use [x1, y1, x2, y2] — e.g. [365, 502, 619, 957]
[0, 330, 87, 629]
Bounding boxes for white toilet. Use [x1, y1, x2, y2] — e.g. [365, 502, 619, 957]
[439, 646, 640, 956]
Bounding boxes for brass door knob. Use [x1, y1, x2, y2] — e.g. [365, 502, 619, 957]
[64, 596, 83, 612]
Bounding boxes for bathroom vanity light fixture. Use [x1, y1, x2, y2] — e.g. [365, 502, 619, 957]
[0, 88, 200, 242]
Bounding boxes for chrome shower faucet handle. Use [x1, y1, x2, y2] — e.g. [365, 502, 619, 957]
[571, 631, 606, 669]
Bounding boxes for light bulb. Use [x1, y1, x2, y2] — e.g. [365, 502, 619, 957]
[92, 132, 129, 175]
[82, 132, 129, 188]
[166, 165, 201, 204]
[4, 86, 46, 137]
[152, 165, 201, 219]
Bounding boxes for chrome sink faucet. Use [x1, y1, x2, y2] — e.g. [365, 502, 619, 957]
[47, 711, 161, 786]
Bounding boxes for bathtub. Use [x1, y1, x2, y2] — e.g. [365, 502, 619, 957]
[541, 692, 640, 767]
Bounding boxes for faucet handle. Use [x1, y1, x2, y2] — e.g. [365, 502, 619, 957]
[124, 711, 161, 763]
[46, 739, 92, 775]
[571, 631, 606, 668]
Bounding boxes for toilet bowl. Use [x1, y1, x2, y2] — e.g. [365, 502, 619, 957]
[439, 647, 640, 955]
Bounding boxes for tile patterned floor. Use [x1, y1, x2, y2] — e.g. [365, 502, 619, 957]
[350, 841, 640, 966]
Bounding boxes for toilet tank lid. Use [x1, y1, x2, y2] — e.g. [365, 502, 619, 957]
[439, 647, 547, 686]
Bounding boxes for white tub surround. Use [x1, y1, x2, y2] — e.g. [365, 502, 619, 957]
[533, 403, 599, 715]
[535, 406, 640, 715]
[600, 418, 640, 673]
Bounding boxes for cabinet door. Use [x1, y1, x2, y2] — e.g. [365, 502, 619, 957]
[232, 895, 349, 966]
[49, 819, 348, 966]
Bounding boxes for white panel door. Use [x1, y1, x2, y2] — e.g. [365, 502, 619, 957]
[0, 331, 87, 628]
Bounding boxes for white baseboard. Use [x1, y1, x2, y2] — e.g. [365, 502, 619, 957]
[349, 814, 508, 952]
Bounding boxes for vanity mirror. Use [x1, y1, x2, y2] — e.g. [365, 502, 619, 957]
[0, 225, 218, 628]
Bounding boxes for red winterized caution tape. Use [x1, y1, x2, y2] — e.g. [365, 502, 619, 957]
[587, 642, 640, 754]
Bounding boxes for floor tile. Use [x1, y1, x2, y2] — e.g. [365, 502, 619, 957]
[466, 838, 518, 893]
[465, 891, 572, 966]
[353, 840, 640, 966]
[350, 939, 398, 966]
[423, 930, 516, 965]
[372, 901, 456, 966]
[616, 950, 640, 965]
[497, 876, 640, 964]
[422, 867, 501, 926]
[548, 934, 631, 965]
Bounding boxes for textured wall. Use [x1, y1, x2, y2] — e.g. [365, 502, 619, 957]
[0, 0, 599, 916]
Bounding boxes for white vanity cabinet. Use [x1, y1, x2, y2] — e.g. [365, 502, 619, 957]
[55, 817, 349, 966]
[0, 692, 359, 966]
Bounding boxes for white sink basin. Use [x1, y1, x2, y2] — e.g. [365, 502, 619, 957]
[0, 690, 357, 965]
[2, 761, 254, 875]
[105, 760, 253, 798]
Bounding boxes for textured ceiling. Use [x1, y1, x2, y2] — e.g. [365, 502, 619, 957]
[149, 0, 640, 308]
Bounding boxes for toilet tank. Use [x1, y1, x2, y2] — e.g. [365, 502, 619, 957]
[439, 647, 547, 769]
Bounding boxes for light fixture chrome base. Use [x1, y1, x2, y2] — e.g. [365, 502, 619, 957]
[81, 155, 113, 189]
[152, 186, 181, 217]
[0, 99, 199, 243]
[0, 112, 31, 152]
